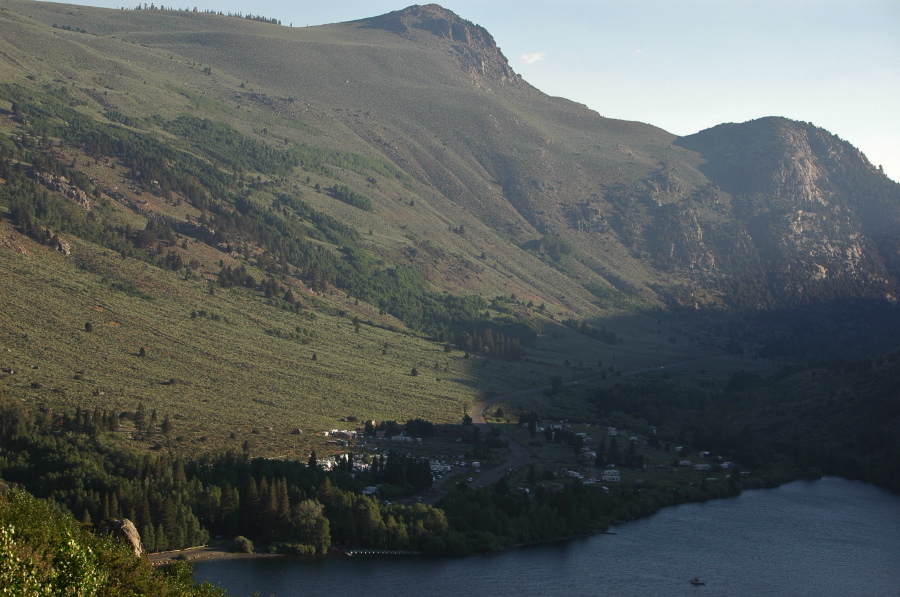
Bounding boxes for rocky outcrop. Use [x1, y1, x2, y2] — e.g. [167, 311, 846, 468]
[672, 118, 900, 303]
[54, 236, 70, 256]
[100, 519, 144, 557]
[30, 171, 91, 209]
[360, 4, 517, 82]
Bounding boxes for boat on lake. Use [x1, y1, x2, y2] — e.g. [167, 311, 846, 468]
[690, 578, 706, 585]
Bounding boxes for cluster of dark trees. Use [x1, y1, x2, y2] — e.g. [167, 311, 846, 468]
[403, 418, 436, 438]
[592, 436, 645, 470]
[455, 327, 524, 360]
[131, 4, 283, 26]
[328, 184, 373, 212]
[562, 318, 622, 345]
[542, 425, 585, 455]
[536, 235, 573, 263]
[0, 149, 141, 259]
[2, 387, 850, 557]
[0, 398, 694, 555]
[369, 451, 433, 493]
[439, 467, 746, 553]
[0, 401, 209, 553]
[455, 317, 537, 361]
[216, 263, 257, 289]
[362, 419, 434, 438]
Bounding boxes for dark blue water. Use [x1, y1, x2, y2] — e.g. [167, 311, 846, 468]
[194, 477, 900, 596]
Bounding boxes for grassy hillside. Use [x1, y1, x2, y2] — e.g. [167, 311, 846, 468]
[0, 224, 473, 451]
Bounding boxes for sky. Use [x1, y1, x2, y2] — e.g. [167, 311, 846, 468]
[65, 1, 900, 182]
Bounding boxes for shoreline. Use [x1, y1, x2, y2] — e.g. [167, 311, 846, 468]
[164, 471, 811, 567]
[149, 545, 288, 566]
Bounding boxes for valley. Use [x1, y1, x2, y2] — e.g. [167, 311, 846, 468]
[0, 2, 897, 593]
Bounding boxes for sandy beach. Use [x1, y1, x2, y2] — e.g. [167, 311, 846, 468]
[149, 544, 286, 566]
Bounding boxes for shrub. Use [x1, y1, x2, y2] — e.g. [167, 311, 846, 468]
[0, 489, 225, 596]
[231, 535, 253, 553]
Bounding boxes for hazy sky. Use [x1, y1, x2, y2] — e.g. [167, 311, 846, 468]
[65, 1, 900, 182]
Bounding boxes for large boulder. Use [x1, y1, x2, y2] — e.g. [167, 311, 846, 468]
[100, 518, 144, 557]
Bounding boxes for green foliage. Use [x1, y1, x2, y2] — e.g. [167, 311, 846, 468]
[0, 399, 209, 552]
[328, 185, 373, 212]
[405, 418, 435, 437]
[455, 325, 527, 360]
[160, 116, 301, 176]
[231, 535, 253, 553]
[0, 501, 104, 596]
[0, 489, 225, 596]
[0, 155, 137, 259]
[538, 235, 573, 263]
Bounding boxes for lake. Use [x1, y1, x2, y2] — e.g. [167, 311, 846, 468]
[194, 476, 900, 596]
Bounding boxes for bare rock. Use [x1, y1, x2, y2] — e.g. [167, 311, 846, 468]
[101, 518, 145, 557]
[55, 237, 71, 256]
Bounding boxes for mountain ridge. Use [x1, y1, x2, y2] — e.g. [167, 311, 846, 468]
[0, 2, 898, 440]
[1, 1, 897, 312]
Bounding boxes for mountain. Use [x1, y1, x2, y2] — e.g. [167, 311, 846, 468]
[0, 1, 898, 448]
[5, 2, 898, 307]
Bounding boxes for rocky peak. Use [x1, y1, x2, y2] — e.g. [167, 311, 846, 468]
[676, 117, 877, 206]
[360, 4, 517, 82]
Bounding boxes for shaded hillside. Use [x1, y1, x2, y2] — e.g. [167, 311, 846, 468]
[735, 351, 900, 492]
[676, 118, 900, 308]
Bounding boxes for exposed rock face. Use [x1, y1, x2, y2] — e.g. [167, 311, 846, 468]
[54, 236, 70, 256]
[672, 118, 900, 303]
[677, 118, 856, 204]
[30, 171, 91, 209]
[360, 4, 517, 82]
[101, 518, 144, 557]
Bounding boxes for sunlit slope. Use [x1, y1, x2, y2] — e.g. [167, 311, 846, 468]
[2, 1, 698, 308]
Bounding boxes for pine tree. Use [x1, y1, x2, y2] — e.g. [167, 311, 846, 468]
[161, 414, 172, 438]
[134, 402, 147, 434]
[275, 478, 291, 526]
[609, 436, 620, 466]
[155, 523, 168, 552]
[142, 524, 157, 553]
